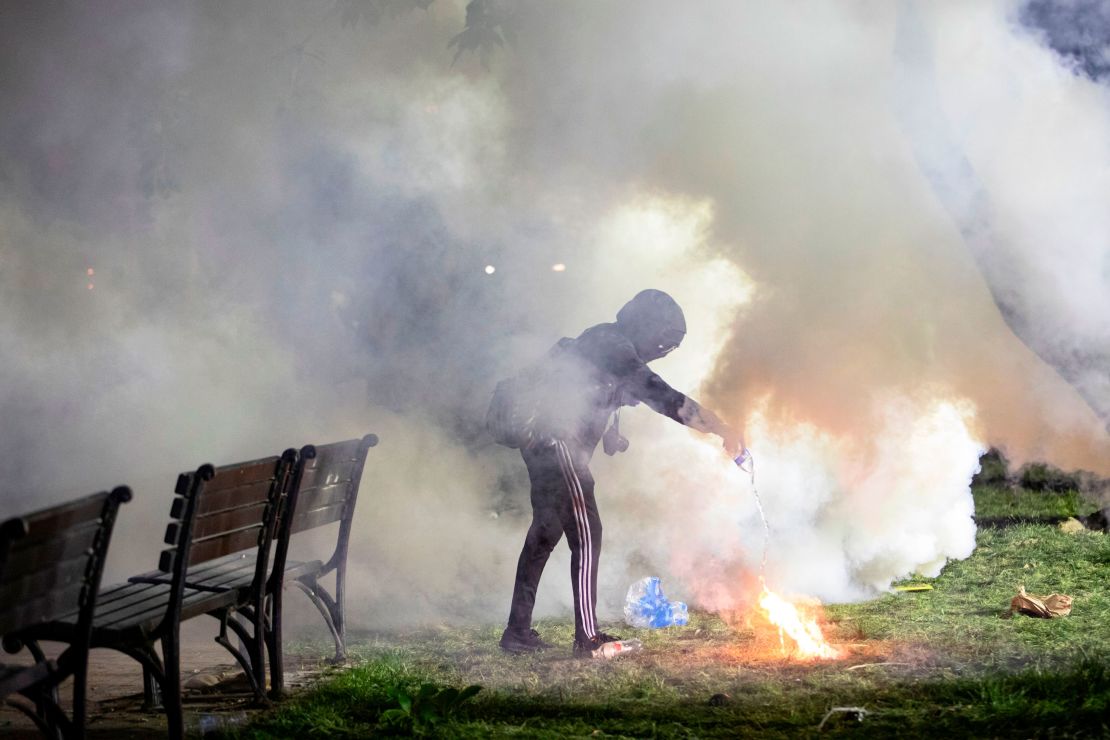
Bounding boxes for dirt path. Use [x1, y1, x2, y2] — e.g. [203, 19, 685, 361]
[0, 622, 331, 738]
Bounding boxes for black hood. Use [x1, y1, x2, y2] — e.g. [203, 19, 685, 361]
[615, 289, 687, 362]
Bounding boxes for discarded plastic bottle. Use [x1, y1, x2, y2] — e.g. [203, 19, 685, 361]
[592, 638, 643, 659]
[624, 577, 689, 628]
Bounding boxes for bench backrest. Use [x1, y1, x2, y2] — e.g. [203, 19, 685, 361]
[272, 435, 377, 577]
[0, 487, 131, 639]
[158, 450, 297, 617]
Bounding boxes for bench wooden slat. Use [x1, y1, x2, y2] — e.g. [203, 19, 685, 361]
[178, 587, 245, 623]
[130, 551, 252, 596]
[87, 559, 249, 623]
[296, 465, 355, 492]
[81, 581, 166, 624]
[18, 493, 107, 538]
[96, 587, 218, 631]
[2, 582, 86, 631]
[199, 475, 278, 511]
[1, 520, 100, 585]
[155, 551, 256, 583]
[82, 558, 258, 627]
[290, 501, 347, 534]
[0, 550, 89, 606]
[295, 442, 360, 490]
[104, 556, 250, 612]
[294, 465, 350, 493]
[163, 525, 262, 571]
[93, 587, 240, 637]
[97, 569, 255, 633]
[204, 457, 282, 493]
[60, 578, 187, 627]
[165, 501, 269, 545]
[290, 483, 350, 519]
[172, 477, 277, 520]
[125, 560, 257, 593]
[78, 559, 260, 631]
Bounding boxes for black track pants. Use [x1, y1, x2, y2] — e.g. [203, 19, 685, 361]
[507, 439, 602, 641]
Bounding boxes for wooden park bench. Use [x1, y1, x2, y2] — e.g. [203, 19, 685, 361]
[266, 434, 378, 698]
[18, 451, 297, 740]
[10, 433, 378, 737]
[1, 487, 132, 739]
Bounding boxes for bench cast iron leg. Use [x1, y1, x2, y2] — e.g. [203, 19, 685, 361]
[265, 591, 285, 699]
[23, 641, 59, 735]
[214, 609, 269, 704]
[5, 694, 61, 740]
[114, 645, 165, 711]
[293, 577, 345, 662]
[161, 632, 184, 740]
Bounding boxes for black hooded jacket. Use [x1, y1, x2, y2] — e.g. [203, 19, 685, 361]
[548, 290, 691, 453]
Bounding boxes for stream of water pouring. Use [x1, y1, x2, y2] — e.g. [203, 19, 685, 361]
[736, 450, 770, 582]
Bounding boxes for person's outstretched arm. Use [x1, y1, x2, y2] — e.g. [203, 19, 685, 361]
[621, 361, 744, 456]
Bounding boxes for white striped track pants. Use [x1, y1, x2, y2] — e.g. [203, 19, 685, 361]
[508, 438, 602, 641]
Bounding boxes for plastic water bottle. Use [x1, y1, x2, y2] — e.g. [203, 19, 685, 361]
[592, 638, 643, 659]
[734, 448, 753, 474]
[624, 577, 689, 628]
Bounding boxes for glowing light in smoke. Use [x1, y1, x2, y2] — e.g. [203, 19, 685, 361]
[87, 268, 95, 276]
[758, 587, 840, 660]
[552, 263, 566, 272]
[484, 265, 496, 275]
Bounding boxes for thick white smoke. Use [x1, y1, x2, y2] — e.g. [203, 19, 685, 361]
[1, 1, 1106, 630]
[602, 395, 983, 611]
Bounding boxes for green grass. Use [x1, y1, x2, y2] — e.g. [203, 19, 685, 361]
[836, 523, 1110, 665]
[241, 485, 1110, 738]
[973, 484, 1098, 520]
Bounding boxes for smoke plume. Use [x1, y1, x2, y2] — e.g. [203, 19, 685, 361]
[1, 1, 1106, 629]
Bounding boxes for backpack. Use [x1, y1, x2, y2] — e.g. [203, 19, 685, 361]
[486, 338, 578, 449]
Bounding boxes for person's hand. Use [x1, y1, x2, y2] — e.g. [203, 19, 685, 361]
[719, 425, 744, 459]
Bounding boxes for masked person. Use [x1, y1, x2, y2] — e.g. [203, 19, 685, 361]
[497, 289, 742, 657]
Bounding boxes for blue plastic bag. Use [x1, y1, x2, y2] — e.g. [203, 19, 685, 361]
[624, 577, 689, 628]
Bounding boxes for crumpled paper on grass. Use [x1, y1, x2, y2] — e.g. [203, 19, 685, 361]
[1010, 585, 1073, 618]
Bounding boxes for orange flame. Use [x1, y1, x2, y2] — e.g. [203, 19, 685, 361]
[757, 586, 840, 660]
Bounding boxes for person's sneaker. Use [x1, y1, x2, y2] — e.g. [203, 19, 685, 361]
[499, 627, 553, 654]
[572, 631, 623, 658]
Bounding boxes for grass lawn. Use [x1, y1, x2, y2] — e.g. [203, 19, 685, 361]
[972, 484, 1100, 521]
[241, 484, 1110, 738]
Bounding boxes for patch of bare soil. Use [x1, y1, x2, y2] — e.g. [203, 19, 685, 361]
[0, 624, 333, 739]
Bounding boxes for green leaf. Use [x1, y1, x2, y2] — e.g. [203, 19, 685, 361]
[393, 688, 412, 714]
